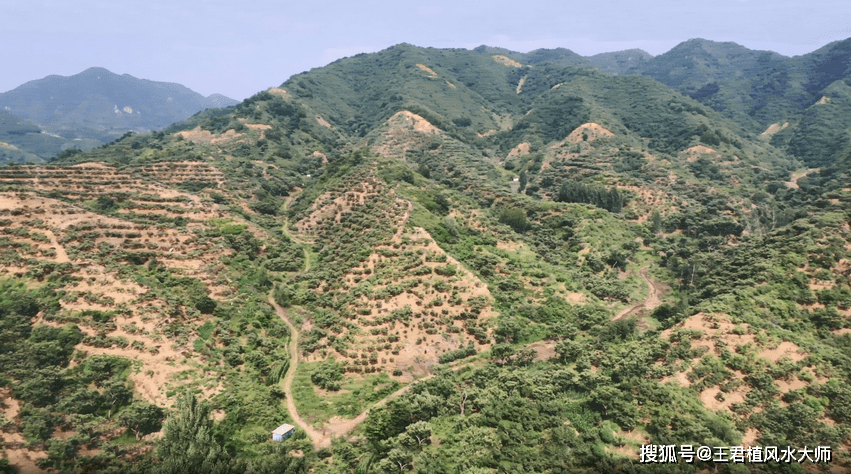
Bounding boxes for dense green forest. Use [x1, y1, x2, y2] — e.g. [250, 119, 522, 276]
[1, 40, 850, 473]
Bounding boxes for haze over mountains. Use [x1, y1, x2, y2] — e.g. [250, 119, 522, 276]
[1, 37, 851, 473]
[0, 67, 237, 164]
[4, 37, 851, 168]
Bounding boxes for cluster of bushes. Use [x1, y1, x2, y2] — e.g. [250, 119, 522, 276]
[556, 182, 627, 213]
[311, 358, 344, 391]
[438, 343, 477, 364]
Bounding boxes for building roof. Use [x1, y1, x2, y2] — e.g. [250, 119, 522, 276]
[272, 423, 295, 435]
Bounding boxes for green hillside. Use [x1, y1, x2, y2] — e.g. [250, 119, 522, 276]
[1, 41, 850, 474]
[636, 39, 787, 95]
[0, 109, 70, 164]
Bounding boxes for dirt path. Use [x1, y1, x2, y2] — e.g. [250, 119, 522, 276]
[785, 168, 819, 189]
[282, 193, 312, 270]
[391, 200, 413, 243]
[269, 291, 436, 448]
[268, 293, 326, 447]
[44, 228, 70, 263]
[268, 192, 432, 448]
[1, 388, 47, 473]
[321, 377, 433, 442]
[268, 193, 324, 446]
[613, 266, 663, 321]
[266, 191, 327, 446]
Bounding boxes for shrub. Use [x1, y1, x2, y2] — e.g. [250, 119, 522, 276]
[498, 208, 530, 233]
[311, 358, 344, 391]
[439, 343, 476, 364]
[434, 264, 457, 277]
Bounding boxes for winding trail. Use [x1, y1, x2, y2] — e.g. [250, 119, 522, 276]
[319, 375, 433, 446]
[613, 266, 664, 321]
[270, 291, 433, 449]
[270, 192, 666, 448]
[270, 191, 425, 449]
[281, 193, 312, 268]
[268, 293, 325, 446]
[271, 193, 666, 447]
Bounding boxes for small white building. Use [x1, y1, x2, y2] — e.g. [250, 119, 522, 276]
[272, 423, 295, 441]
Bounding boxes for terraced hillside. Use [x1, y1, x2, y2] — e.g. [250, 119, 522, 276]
[0, 158, 303, 472]
[1, 42, 851, 474]
[0, 162, 234, 406]
[285, 164, 495, 377]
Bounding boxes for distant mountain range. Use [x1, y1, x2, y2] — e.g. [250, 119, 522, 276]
[0, 67, 237, 163]
[4, 38, 851, 166]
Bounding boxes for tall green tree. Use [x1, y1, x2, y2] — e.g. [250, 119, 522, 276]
[650, 210, 663, 234]
[156, 392, 229, 474]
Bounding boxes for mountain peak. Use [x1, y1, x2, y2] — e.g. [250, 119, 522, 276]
[79, 66, 115, 75]
[637, 38, 788, 93]
[0, 68, 238, 158]
[588, 49, 653, 74]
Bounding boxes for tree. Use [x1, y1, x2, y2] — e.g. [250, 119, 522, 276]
[402, 421, 432, 447]
[60, 387, 103, 415]
[311, 357, 343, 390]
[0, 458, 15, 474]
[119, 401, 164, 440]
[589, 385, 621, 417]
[557, 182, 626, 213]
[490, 343, 515, 365]
[14, 366, 65, 406]
[498, 208, 530, 233]
[156, 392, 228, 474]
[650, 210, 663, 234]
[651, 304, 683, 329]
[494, 318, 523, 343]
[555, 339, 585, 363]
[102, 377, 132, 419]
[827, 385, 851, 424]
[94, 196, 117, 212]
[364, 405, 393, 441]
[453, 426, 500, 469]
[514, 348, 536, 366]
[381, 447, 413, 472]
[81, 355, 130, 385]
[457, 389, 471, 416]
[20, 406, 58, 442]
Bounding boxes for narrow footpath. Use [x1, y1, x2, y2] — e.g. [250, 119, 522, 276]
[268, 293, 325, 446]
[270, 192, 423, 449]
[612, 266, 663, 321]
[269, 292, 433, 449]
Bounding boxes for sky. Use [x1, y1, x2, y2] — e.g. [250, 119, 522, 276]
[2, 0, 851, 101]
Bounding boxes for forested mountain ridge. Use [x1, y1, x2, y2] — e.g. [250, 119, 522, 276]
[588, 48, 653, 75]
[627, 38, 851, 169]
[630, 38, 788, 97]
[0, 68, 237, 164]
[0, 40, 850, 474]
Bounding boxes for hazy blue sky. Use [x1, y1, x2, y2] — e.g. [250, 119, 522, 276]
[3, 0, 850, 100]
